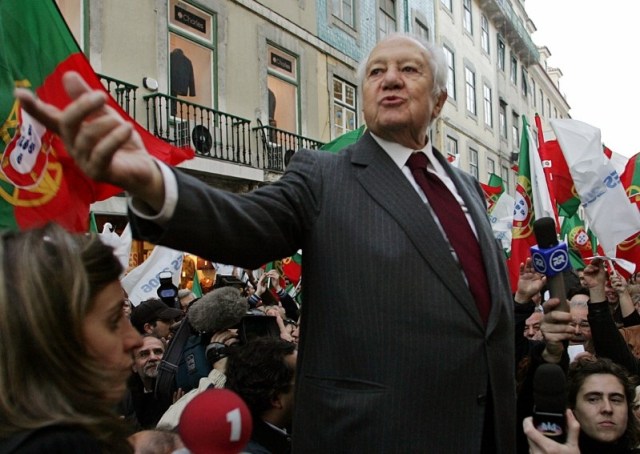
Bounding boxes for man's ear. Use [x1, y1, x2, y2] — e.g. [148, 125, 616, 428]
[432, 90, 448, 119]
[143, 322, 154, 334]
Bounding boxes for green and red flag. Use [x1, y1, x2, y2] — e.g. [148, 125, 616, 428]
[0, 0, 193, 232]
[611, 151, 640, 271]
[481, 173, 504, 213]
[264, 249, 302, 290]
[507, 117, 538, 291]
[561, 213, 596, 270]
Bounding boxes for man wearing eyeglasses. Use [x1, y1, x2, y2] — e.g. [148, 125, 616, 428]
[568, 293, 594, 361]
[119, 335, 170, 430]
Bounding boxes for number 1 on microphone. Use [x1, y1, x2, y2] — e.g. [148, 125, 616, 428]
[226, 408, 242, 442]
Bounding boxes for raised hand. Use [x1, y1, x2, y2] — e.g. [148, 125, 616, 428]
[540, 298, 574, 363]
[515, 258, 546, 304]
[15, 71, 165, 211]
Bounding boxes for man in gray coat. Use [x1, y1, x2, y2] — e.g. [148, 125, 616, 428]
[17, 33, 515, 452]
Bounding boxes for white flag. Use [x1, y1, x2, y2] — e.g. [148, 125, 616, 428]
[527, 125, 555, 221]
[98, 223, 132, 277]
[121, 245, 183, 306]
[488, 192, 514, 254]
[551, 119, 640, 255]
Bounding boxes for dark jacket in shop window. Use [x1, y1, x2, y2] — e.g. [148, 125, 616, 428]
[170, 48, 195, 96]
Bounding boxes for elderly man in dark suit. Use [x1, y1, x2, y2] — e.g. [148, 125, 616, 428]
[17, 33, 515, 452]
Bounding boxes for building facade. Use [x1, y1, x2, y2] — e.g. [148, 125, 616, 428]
[434, 0, 570, 193]
[54, 0, 569, 250]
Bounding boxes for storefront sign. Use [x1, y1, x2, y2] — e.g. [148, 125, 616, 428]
[175, 4, 206, 34]
[271, 52, 292, 73]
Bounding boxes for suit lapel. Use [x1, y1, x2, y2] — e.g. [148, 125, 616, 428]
[351, 133, 484, 328]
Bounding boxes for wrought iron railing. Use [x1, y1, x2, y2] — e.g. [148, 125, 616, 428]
[98, 74, 138, 117]
[143, 93, 253, 165]
[253, 121, 325, 172]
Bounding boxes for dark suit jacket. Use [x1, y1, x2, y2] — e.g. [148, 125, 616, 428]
[130, 132, 515, 452]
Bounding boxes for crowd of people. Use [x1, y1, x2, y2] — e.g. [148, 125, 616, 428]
[5, 30, 640, 453]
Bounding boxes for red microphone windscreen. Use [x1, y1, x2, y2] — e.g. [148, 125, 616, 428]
[179, 389, 253, 454]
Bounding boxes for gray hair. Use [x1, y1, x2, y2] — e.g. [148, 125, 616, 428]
[569, 294, 589, 309]
[356, 33, 448, 99]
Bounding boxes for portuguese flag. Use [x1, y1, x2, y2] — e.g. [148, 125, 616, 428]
[480, 173, 504, 213]
[506, 116, 538, 291]
[561, 213, 596, 270]
[0, 0, 193, 232]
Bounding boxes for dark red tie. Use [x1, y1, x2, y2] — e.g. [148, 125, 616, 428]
[406, 152, 491, 324]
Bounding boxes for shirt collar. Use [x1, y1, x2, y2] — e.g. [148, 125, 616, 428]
[369, 132, 444, 174]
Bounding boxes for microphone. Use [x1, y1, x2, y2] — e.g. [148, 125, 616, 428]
[532, 363, 567, 443]
[531, 217, 571, 312]
[188, 286, 249, 333]
[179, 388, 253, 454]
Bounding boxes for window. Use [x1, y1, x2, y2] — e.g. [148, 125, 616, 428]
[378, 0, 396, 38]
[501, 165, 510, 190]
[521, 68, 528, 97]
[483, 84, 492, 127]
[512, 113, 520, 149]
[268, 45, 299, 134]
[446, 135, 458, 157]
[463, 0, 473, 35]
[444, 46, 456, 99]
[532, 79, 537, 107]
[481, 15, 489, 53]
[510, 55, 517, 84]
[441, 0, 452, 11]
[168, 0, 216, 128]
[333, 78, 357, 136]
[487, 157, 495, 177]
[499, 101, 507, 139]
[56, 0, 84, 48]
[331, 0, 355, 27]
[554, 107, 558, 119]
[539, 89, 544, 116]
[469, 148, 479, 179]
[465, 67, 476, 115]
[547, 99, 551, 118]
[497, 35, 505, 71]
[415, 19, 430, 42]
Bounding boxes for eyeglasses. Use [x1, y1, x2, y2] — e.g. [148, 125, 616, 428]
[135, 348, 164, 360]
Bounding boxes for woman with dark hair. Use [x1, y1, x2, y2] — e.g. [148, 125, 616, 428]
[0, 224, 142, 453]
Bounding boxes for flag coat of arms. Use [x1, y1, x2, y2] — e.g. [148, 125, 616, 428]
[0, 0, 193, 231]
[507, 116, 541, 290]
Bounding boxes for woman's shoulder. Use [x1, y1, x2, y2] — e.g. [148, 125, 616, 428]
[1, 425, 104, 454]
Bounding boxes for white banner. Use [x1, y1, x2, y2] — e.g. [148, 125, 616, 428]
[551, 119, 640, 255]
[121, 245, 183, 306]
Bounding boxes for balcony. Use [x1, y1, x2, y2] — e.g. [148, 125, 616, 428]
[144, 93, 253, 166]
[253, 121, 325, 172]
[478, 0, 539, 65]
[98, 73, 138, 117]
